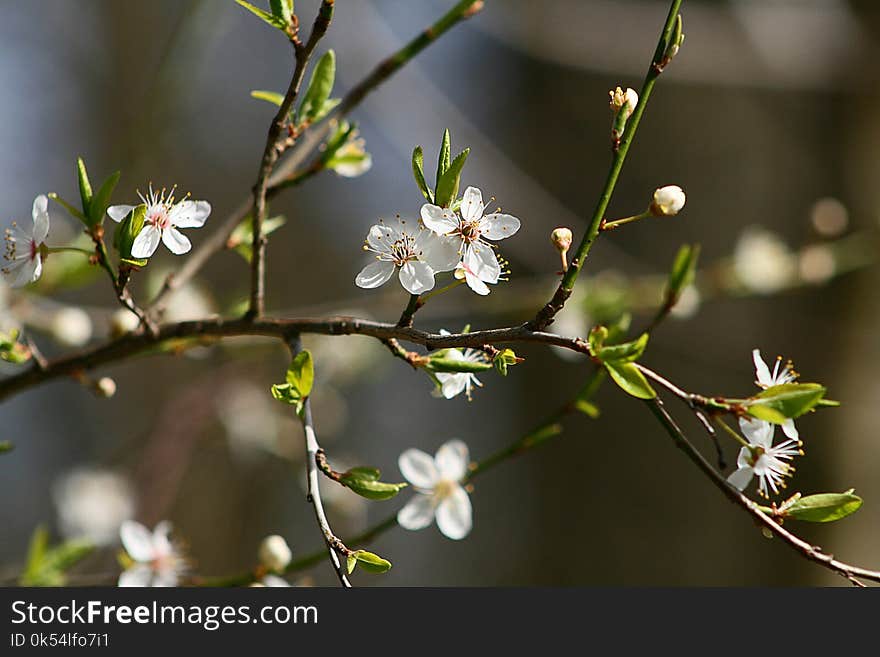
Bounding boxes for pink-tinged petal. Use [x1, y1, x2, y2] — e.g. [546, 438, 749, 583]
[355, 260, 395, 289]
[781, 419, 799, 440]
[118, 565, 153, 587]
[727, 467, 753, 491]
[738, 416, 774, 449]
[420, 204, 458, 235]
[131, 225, 162, 259]
[107, 205, 134, 223]
[435, 440, 469, 482]
[398, 449, 439, 488]
[152, 521, 174, 558]
[169, 200, 211, 228]
[416, 231, 460, 272]
[753, 349, 772, 387]
[161, 227, 192, 255]
[120, 521, 155, 562]
[31, 195, 50, 243]
[435, 485, 472, 540]
[464, 269, 490, 295]
[465, 243, 501, 284]
[459, 186, 484, 223]
[397, 494, 436, 531]
[480, 213, 520, 241]
[398, 260, 435, 294]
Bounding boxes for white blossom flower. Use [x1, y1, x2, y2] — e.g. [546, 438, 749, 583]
[258, 535, 292, 572]
[108, 185, 211, 259]
[609, 86, 638, 119]
[752, 348, 799, 440]
[50, 307, 93, 347]
[432, 329, 485, 400]
[733, 227, 795, 294]
[420, 186, 520, 295]
[2, 195, 50, 288]
[327, 136, 372, 178]
[53, 468, 134, 546]
[397, 439, 472, 540]
[727, 417, 801, 498]
[118, 520, 186, 587]
[650, 185, 686, 216]
[355, 219, 459, 295]
[255, 575, 291, 587]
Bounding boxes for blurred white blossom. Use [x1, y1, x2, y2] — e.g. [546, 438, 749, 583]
[258, 535, 292, 572]
[53, 467, 135, 546]
[733, 227, 796, 294]
[118, 520, 187, 587]
[50, 307, 92, 347]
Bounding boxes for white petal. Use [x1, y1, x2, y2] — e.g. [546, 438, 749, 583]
[435, 440, 469, 481]
[738, 416, 774, 448]
[459, 186, 484, 223]
[262, 575, 291, 587]
[31, 195, 50, 243]
[398, 261, 435, 294]
[120, 521, 155, 562]
[366, 224, 394, 253]
[736, 446, 751, 470]
[464, 268, 490, 296]
[398, 449, 439, 488]
[437, 372, 469, 398]
[7, 256, 41, 288]
[355, 260, 395, 289]
[466, 243, 501, 284]
[170, 200, 211, 228]
[118, 565, 153, 587]
[107, 205, 134, 223]
[480, 213, 520, 241]
[152, 568, 179, 587]
[416, 232, 460, 272]
[727, 467, 754, 491]
[753, 349, 772, 387]
[397, 494, 436, 531]
[131, 225, 162, 259]
[420, 204, 458, 235]
[151, 521, 174, 558]
[781, 419, 799, 440]
[435, 485, 472, 540]
[161, 227, 192, 255]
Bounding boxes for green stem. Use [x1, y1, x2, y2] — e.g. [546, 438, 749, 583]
[715, 416, 750, 449]
[531, 0, 683, 330]
[600, 210, 652, 231]
[45, 246, 92, 256]
[420, 278, 465, 303]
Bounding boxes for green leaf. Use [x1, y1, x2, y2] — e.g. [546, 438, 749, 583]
[434, 148, 469, 208]
[605, 361, 656, 400]
[435, 129, 451, 191]
[425, 352, 492, 374]
[746, 383, 826, 424]
[23, 525, 49, 583]
[235, 0, 288, 30]
[595, 333, 649, 364]
[665, 243, 700, 302]
[339, 471, 407, 501]
[229, 215, 287, 263]
[351, 550, 392, 574]
[48, 193, 86, 222]
[0, 329, 30, 364]
[412, 146, 434, 203]
[286, 350, 314, 398]
[587, 326, 608, 354]
[784, 490, 862, 523]
[493, 348, 520, 376]
[113, 204, 148, 263]
[269, 0, 293, 25]
[0, 441, 13, 454]
[346, 553, 357, 575]
[88, 170, 120, 227]
[344, 467, 381, 481]
[76, 157, 93, 217]
[573, 399, 600, 418]
[250, 90, 285, 107]
[298, 50, 336, 123]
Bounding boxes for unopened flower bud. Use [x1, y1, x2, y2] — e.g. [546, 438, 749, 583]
[258, 534, 292, 572]
[51, 307, 93, 347]
[94, 377, 117, 399]
[650, 185, 686, 216]
[110, 308, 141, 338]
[609, 87, 638, 119]
[550, 227, 573, 272]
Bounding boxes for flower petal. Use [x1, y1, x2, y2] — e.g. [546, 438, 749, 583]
[460, 186, 484, 223]
[355, 260, 395, 289]
[7, 256, 40, 288]
[131, 225, 162, 259]
[152, 567, 179, 587]
[739, 416, 774, 449]
[107, 205, 134, 223]
[118, 564, 153, 587]
[465, 243, 500, 284]
[151, 521, 174, 558]
[162, 227, 192, 255]
[397, 494, 436, 531]
[417, 232, 460, 272]
[398, 260, 435, 294]
[480, 213, 520, 241]
[781, 419, 799, 440]
[435, 485, 472, 540]
[120, 520, 155, 562]
[753, 349, 772, 387]
[31, 195, 50, 243]
[420, 204, 458, 235]
[262, 575, 291, 587]
[366, 224, 394, 253]
[398, 449, 439, 488]
[464, 268, 490, 296]
[437, 372, 469, 398]
[435, 439, 469, 481]
[170, 200, 211, 228]
[727, 466, 754, 491]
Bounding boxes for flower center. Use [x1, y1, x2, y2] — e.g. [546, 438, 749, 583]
[434, 479, 457, 500]
[147, 205, 171, 231]
[388, 235, 418, 266]
[459, 221, 481, 243]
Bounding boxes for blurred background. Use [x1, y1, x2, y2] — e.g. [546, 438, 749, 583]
[1, 0, 879, 586]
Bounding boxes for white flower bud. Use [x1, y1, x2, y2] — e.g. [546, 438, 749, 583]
[550, 227, 572, 252]
[609, 86, 638, 119]
[110, 308, 141, 338]
[95, 377, 117, 398]
[258, 534, 292, 572]
[51, 307, 93, 347]
[650, 185, 686, 216]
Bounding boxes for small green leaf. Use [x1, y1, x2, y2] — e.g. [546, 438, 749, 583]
[235, 0, 288, 30]
[23, 525, 49, 583]
[605, 361, 656, 400]
[88, 170, 121, 227]
[746, 383, 826, 424]
[250, 90, 285, 107]
[229, 215, 286, 263]
[596, 333, 649, 364]
[0, 441, 13, 454]
[412, 146, 434, 203]
[784, 490, 862, 523]
[351, 550, 392, 574]
[587, 325, 608, 354]
[573, 399, 600, 418]
[113, 204, 147, 263]
[434, 148, 469, 209]
[339, 472, 407, 501]
[48, 193, 86, 222]
[435, 129, 451, 191]
[298, 50, 336, 123]
[76, 157, 93, 217]
[286, 350, 314, 398]
[346, 553, 357, 575]
[344, 467, 381, 481]
[269, 0, 293, 25]
[665, 243, 700, 302]
[425, 353, 492, 374]
[492, 348, 520, 376]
